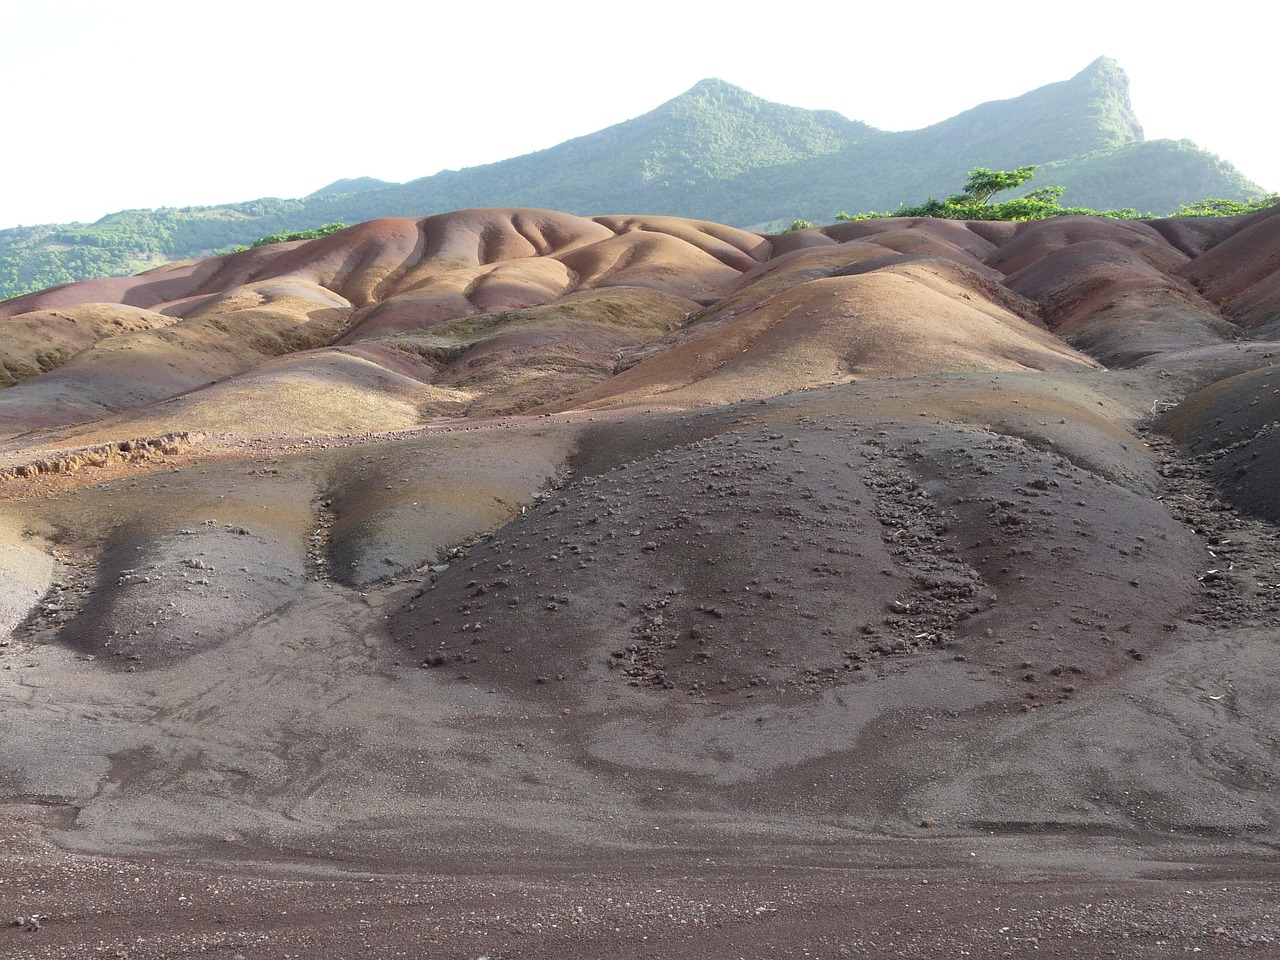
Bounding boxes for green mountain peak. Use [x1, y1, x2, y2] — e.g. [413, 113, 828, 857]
[676, 77, 754, 99]
[0, 61, 1262, 301]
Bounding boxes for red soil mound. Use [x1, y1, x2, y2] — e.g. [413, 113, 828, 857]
[988, 215, 1188, 276]
[1179, 205, 1280, 333]
[6, 204, 1275, 450]
[978, 218, 1247, 366]
[772, 217, 1001, 274]
[555, 268, 1094, 411]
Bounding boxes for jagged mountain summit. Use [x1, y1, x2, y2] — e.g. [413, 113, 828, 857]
[0, 58, 1262, 301]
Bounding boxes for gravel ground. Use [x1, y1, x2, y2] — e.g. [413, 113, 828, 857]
[2, 807, 1278, 960]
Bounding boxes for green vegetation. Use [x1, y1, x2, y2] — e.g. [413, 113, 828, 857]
[960, 167, 1037, 205]
[832, 166, 1278, 224]
[214, 221, 350, 255]
[1027, 139, 1263, 214]
[251, 222, 347, 247]
[0, 198, 353, 301]
[0, 58, 1267, 302]
[833, 166, 1129, 221]
[1173, 196, 1280, 217]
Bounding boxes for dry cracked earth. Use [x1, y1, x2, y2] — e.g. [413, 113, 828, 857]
[0, 207, 1278, 957]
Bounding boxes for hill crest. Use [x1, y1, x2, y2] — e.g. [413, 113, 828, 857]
[0, 59, 1262, 301]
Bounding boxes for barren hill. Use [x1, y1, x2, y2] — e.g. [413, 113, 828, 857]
[1, 205, 1279, 956]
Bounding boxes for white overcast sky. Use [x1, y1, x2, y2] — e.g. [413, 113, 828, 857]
[1, 0, 1275, 229]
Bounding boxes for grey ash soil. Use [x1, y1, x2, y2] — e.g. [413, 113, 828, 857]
[397, 395, 1204, 721]
[1, 378, 1278, 959]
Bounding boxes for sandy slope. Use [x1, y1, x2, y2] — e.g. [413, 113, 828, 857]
[1, 205, 1279, 957]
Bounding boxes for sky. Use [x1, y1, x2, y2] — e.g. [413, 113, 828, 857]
[1, 0, 1276, 229]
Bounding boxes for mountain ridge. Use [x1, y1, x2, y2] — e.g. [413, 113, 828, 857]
[0, 58, 1263, 301]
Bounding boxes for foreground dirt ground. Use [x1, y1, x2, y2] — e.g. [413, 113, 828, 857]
[2, 806, 1277, 959]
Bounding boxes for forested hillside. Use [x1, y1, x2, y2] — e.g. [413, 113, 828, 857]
[0, 58, 1262, 300]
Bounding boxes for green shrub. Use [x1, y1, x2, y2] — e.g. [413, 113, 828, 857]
[250, 222, 348, 247]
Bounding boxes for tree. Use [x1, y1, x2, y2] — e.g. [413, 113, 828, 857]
[960, 166, 1038, 205]
[832, 167, 1138, 222]
[1173, 195, 1280, 217]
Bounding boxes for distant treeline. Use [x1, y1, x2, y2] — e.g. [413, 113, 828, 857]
[786, 167, 1280, 229]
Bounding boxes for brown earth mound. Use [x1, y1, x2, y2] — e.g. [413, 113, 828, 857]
[1178, 205, 1280, 336]
[0, 303, 178, 387]
[1163, 362, 1280, 523]
[552, 268, 1095, 412]
[1, 204, 1279, 957]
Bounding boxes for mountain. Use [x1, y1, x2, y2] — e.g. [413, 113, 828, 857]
[1035, 138, 1264, 212]
[1, 205, 1279, 948]
[908, 52, 1144, 162]
[342, 77, 875, 218]
[0, 58, 1264, 301]
[307, 176, 398, 197]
